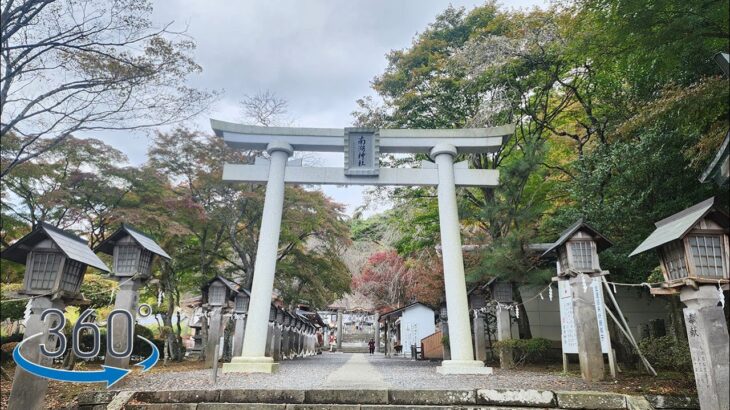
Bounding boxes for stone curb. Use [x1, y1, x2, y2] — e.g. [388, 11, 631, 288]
[220, 389, 306, 404]
[77, 390, 119, 405]
[388, 390, 477, 405]
[305, 389, 388, 405]
[556, 391, 627, 409]
[134, 390, 221, 403]
[643, 395, 700, 409]
[477, 389, 556, 407]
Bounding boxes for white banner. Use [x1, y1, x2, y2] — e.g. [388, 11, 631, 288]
[558, 279, 610, 354]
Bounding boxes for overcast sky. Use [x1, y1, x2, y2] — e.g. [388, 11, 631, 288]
[96, 0, 546, 216]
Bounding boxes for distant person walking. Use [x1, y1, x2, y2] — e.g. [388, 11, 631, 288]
[329, 332, 336, 352]
[368, 338, 376, 355]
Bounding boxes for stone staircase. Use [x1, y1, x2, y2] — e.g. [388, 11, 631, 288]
[339, 328, 375, 353]
[77, 389, 699, 409]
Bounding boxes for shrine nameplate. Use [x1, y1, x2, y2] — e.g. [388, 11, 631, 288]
[344, 128, 379, 176]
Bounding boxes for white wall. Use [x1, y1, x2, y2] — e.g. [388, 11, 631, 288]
[519, 284, 669, 342]
[400, 304, 436, 348]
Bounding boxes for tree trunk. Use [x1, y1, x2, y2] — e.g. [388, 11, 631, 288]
[162, 296, 182, 361]
[512, 283, 532, 339]
[62, 347, 77, 370]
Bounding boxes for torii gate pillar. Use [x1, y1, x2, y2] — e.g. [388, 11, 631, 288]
[432, 144, 492, 375]
[223, 142, 292, 374]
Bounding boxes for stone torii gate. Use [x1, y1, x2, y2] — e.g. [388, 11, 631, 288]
[214, 120, 513, 375]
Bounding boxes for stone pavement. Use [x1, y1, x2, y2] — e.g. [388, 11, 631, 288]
[119, 352, 614, 392]
[323, 354, 387, 389]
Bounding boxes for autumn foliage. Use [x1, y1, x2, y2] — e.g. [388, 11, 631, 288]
[352, 249, 444, 311]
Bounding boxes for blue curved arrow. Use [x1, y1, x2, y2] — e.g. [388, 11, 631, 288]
[13, 333, 131, 388]
[134, 336, 159, 372]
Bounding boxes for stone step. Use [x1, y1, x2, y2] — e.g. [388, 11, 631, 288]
[122, 404, 545, 409]
[77, 389, 699, 410]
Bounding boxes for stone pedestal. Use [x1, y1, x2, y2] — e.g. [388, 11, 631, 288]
[8, 297, 65, 410]
[473, 311, 487, 362]
[282, 326, 291, 359]
[569, 274, 604, 382]
[232, 314, 246, 357]
[205, 307, 222, 368]
[384, 319, 391, 357]
[680, 285, 729, 410]
[373, 313, 380, 352]
[272, 323, 282, 361]
[336, 310, 343, 350]
[296, 329, 302, 357]
[105, 278, 143, 369]
[199, 314, 209, 360]
[440, 319, 451, 360]
[224, 142, 292, 373]
[431, 144, 492, 375]
[496, 308, 513, 368]
[265, 322, 274, 358]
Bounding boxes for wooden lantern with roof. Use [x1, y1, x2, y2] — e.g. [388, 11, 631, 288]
[542, 219, 613, 278]
[94, 224, 171, 280]
[630, 197, 729, 294]
[202, 275, 240, 307]
[233, 288, 251, 314]
[1, 222, 109, 301]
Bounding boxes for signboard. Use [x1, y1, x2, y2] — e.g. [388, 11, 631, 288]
[684, 309, 713, 395]
[558, 279, 610, 354]
[344, 128, 379, 176]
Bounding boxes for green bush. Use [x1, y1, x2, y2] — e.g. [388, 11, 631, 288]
[638, 336, 692, 372]
[493, 337, 552, 366]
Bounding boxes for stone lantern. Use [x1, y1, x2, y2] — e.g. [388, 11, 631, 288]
[188, 306, 205, 358]
[487, 280, 516, 368]
[630, 197, 729, 409]
[94, 224, 170, 369]
[201, 275, 239, 368]
[467, 283, 489, 362]
[542, 219, 613, 383]
[231, 288, 250, 357]
[1, 223, 109, 410]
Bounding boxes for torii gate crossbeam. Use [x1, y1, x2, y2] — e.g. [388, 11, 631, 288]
[214, 119, 513, 375]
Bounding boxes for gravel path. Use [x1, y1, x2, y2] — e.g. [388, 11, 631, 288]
[118, 352, 620, 392]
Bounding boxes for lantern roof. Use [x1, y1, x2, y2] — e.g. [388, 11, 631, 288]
[541, 219, 613, 258]
[201, 275, 241, 298]
[1, 222, 110, 272]
[94, 224, 171, 260]
[630, 197, 729, 257]
[235, 287, 251, 299]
